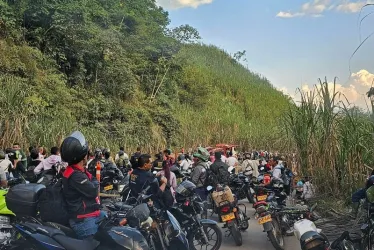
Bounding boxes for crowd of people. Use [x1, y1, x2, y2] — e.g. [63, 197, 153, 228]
[0, 132, 315, 240]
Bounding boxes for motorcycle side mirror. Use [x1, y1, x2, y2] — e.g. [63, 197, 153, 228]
[206, 186, 213, 191]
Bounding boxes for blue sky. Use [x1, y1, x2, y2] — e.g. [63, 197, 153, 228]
[157, 0, 374, 107]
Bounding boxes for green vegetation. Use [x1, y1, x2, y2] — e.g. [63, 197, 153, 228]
[0, 0, 291, 152]
[283, 79, 374, 202]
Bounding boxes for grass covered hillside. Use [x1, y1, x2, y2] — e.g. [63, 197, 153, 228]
[0, 0, 291, 151]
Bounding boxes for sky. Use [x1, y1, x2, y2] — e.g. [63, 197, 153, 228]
[156, 0, 374, 108]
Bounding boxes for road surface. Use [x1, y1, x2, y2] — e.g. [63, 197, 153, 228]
[206, 201, 301, 250]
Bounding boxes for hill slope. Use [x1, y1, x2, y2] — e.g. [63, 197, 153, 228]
[0, 0, 291, 151]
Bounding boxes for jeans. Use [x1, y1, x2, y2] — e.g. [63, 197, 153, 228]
[69, 211, 107, 239]
[352, 188, 366, 203]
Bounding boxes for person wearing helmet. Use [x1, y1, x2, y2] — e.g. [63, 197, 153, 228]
[190, 147, 209, 200]
[61, 131, 105, 239]
[87, 148, 104, 177]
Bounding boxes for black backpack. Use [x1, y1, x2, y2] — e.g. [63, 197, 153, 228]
[130, 153, 141, 169]
[38, 179, 70, 226]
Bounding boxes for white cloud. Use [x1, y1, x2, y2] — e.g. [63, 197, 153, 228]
[351, 69, 374, 86]
[156, 0, 214, 9]
[277, 0, 374, 18]
[277, 0, 331, 18]
[288, 70, 374, 109]
[335, 0, 374, 13]
[336, 1, 366, 12]
[276, 11, 305, 18]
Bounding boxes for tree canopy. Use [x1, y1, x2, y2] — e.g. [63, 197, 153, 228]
[0, 0, 291, 151]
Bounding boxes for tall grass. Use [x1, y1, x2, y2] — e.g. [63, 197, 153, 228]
[284, 79, 374, 202]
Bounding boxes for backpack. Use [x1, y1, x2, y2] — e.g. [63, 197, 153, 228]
[38, 179, 70, 226]
[130, 153, 140, 169]
[116, 155, 129, 168]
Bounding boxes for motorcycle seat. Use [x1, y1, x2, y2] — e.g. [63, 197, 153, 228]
[53, 234, 100, 250]
[114, 202, 133, 211]
[23, 222, 65, 238]
[253, 201, 267, 208]
[44, 222, 77, 238]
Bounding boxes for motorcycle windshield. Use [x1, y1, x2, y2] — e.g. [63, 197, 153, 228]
[166, 210, 189, 248]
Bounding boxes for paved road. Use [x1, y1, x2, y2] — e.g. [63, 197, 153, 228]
[206, 201, 301, 250]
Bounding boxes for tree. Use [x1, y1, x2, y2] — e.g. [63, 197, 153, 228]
[170, 24, 201, 44]
[233, 50, 247, 62]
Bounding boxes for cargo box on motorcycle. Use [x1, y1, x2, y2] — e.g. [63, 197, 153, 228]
[6, 184, 45, 217]
[212, 186, 235, 207]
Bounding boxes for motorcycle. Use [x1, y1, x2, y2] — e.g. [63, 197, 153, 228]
[330, 185, 374, 250]
[294, 216, 329, 250]
[171, 180, 222, 250]
[252, 181, 287, 250]
[13, 212, 149, 250]
[106, 179, 189, 250]
[206, 185, 249, 246]
[5, 182, 148, 250]
[0, 188, 16, 249]
[229, 173, 255, 204]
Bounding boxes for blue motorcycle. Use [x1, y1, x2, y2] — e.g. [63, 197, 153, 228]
[12, 211, 149, 250]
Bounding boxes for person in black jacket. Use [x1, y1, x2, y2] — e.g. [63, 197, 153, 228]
[60, 131, 106, 239]
[130, 154, 172, 207]
[210, 151, 230, 186]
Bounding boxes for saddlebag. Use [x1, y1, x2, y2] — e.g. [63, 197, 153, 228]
[6, 183, 45, 217]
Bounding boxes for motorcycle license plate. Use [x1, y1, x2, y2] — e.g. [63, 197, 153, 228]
[221, 213, 235, 222]
[104, 185, 113, 191]
[258, 214, 272, 224]
[257, 195, 267, 201]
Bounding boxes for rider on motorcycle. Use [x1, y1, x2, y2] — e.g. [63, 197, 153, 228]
[210, 151, 230, 186]
[60, 131, 106, 239]
[129, 154, 168, 198]
[190, 147, 209, 200]
[87, 148, 104, 177]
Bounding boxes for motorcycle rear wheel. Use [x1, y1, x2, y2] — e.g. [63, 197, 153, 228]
[230, 222, 242, 246]
[246, 188, 255, 204]
[188, 224, 222, 250]
[267, 221, 284, 250]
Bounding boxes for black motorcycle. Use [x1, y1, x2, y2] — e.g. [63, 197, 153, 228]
[330, 185, 374, 250]
[206, 185, 249, 246]
[171, 180, 222, 250]
[229, 172, 255, 204]
[106, 179, 190, 250]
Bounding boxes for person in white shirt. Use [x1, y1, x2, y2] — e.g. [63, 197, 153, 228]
[226, 152, 238, 167]
[0, 150, 12, 179]
[272, 160, 283, 181]
[178, 155, 191, 171]
[34, 147, 62, 174]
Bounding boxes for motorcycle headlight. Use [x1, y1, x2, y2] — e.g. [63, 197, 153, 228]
[245, 177, 249, 182]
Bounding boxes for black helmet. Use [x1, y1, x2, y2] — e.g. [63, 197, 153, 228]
[300, 231, 327, 250]
[366, 175, 374, 189]
[60, 131, 88, 165]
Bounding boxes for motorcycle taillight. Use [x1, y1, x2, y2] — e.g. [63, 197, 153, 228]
[256, 205, 266, 214]
[221, 206, 230, 213]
